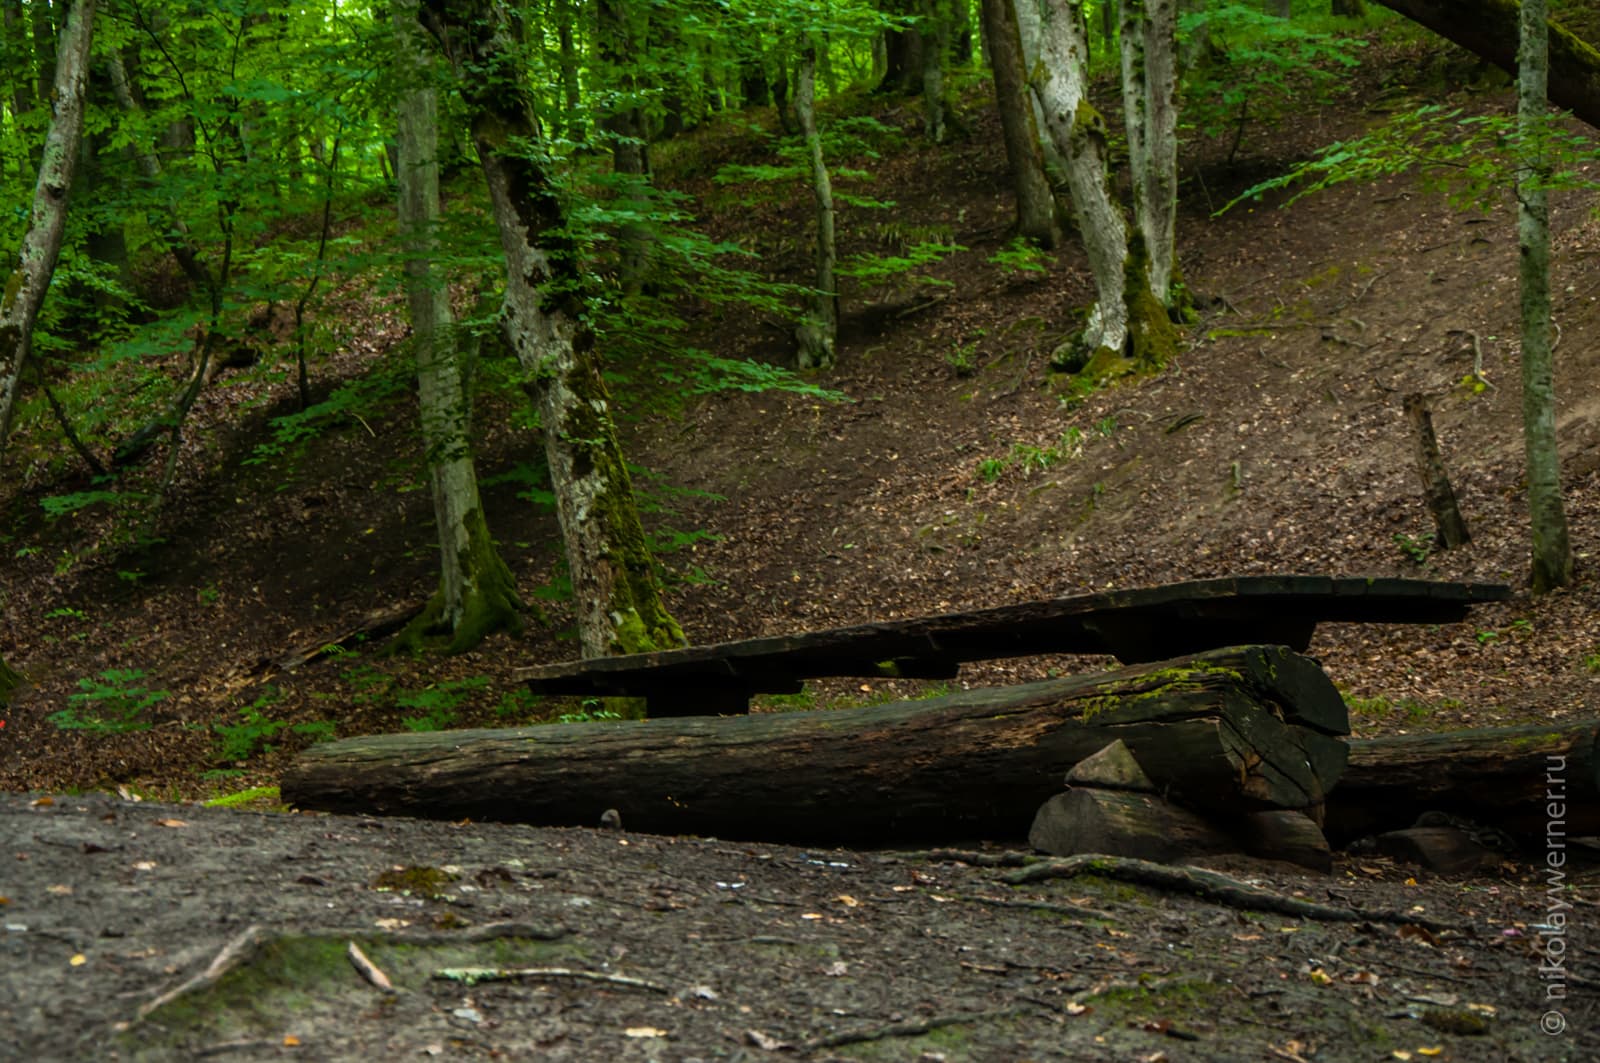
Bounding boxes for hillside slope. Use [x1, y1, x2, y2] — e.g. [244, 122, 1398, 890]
[2, 28, 1599, 799]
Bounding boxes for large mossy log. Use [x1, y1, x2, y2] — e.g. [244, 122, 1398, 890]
[1326, 720, 1600, 841]
[283, 646, 1347, 844]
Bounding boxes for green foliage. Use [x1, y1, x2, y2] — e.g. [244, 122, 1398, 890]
[397, 675, 492, 732]
[554, 698, 624, 725]
[213, 687, 334, 762]
[976, 428, 1090, 483]
[246, 354, 412, 467]
[50, 669, 168, 734]
[1222, 106, 1600, 215]
[838, 240, 965, 286]
[1179, 5, 1365, 163]
[987, 238, 1050, 277]
[1393, 532, 1432, 565]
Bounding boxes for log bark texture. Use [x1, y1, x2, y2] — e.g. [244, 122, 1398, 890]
[1374, 0, 1600, 130]
[283, 647, 1347, 844]
[1326, 720, 1600, 841]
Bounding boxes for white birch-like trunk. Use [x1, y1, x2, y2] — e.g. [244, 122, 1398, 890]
[1120, 0, 1178, 305]
[1013, 0, 1069, 181]
[0, 0, 95, 453]
[1033, 0, 1127, 354]
[1516, 0, 1572, 593]
[794, 44, 838, 370]
[396, 0, 484, 634]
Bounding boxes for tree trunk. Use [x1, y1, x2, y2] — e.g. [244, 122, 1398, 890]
[1516, 0, 1573, 593]
[1330, 0, 1367, 16]
[597, 0, 653, 293]
[1033, 0, 1178, 372]
[1327, 721, 1600, 841]
[1120, 0, 1180, 309]
[877, 0, 924, 95]
[1033, 1, 1131, 358]
[2, 0, 34, 171]
[554, 0, 584, 143]
[0, 0, 94, 454]
[420, 0, 685, 661]
[1373, 0, 1600, 131]
[1403, 392, 1470, 548]
[921, 0, 950, 141]
[794, 44, 838, 370]
[1012, 0, 1069, 180]
[393, 0, 523, 654]
[979, 0, 1062, 247]
[283, 647, 1349, 844]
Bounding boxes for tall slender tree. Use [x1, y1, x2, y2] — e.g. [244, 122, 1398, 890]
[418, 0, 687, 659]
[794, 40, 839, 370]
[392, 0, 524, 652]
[0, 0, 95, 699]
[1516, 0, 1573, 593]
[0, 0, 95, 453]
[979, 0, 1062, 247]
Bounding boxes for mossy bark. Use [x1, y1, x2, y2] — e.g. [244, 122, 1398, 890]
[422, 0, 686, 660]
[0, 0, 93, 452]
[393, 0, 523, 655]
[979, 0, 1062, 247]
[1516, 0, 1573, 593]
[794, 43, 838, 370]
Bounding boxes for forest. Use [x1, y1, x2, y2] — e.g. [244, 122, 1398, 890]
[2, 1, 1599, 1058]
[0, 0, 1593, 789]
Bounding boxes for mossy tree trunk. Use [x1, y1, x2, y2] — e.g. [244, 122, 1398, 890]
[0, 0, 93, 454]
[1012, 0, 1070, 181]
[794, 42, 838, 371]
[1032, 0, 1178, 372]
[979, 0, 1062, 247]
[1119, 0, 1180, 309]
[1516, 0, 1573, 593]
[419, 0, 685, 660]
[393, 0, 523, 654]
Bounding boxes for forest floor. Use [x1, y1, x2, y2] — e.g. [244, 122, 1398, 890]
[1, 21, 1598, 1062]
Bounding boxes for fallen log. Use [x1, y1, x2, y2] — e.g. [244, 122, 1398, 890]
[1325, 720, 1600, 842]
[282, 646, 1346, 844]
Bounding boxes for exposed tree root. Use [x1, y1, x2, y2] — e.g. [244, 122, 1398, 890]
[1002, 855, 1464, 931]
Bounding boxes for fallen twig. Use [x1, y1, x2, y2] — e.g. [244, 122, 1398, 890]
[901, 848, 1036, 868]
[347, 940, 395, 993]
[1002, 855, 1463, 931]
[433, 966, 670, 993]
[805, 1007, 1032, 1051]
[138, 924, 268, 1019]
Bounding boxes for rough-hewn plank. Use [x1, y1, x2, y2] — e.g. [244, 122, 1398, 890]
[516, 576, 1509, 714]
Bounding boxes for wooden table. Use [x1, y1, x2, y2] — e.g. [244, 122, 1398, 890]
[515, 575, 1511, 717]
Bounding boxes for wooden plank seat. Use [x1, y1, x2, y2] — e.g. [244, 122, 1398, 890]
[514, 575, 1511, 717]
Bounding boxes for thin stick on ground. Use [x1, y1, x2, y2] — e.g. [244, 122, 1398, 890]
[805, 1007, 1034, 1051]
[137, 924, 268, 1019]
[433, 966, 670, 993]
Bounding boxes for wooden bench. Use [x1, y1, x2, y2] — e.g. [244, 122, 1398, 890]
[515, 575, 1511, 717]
